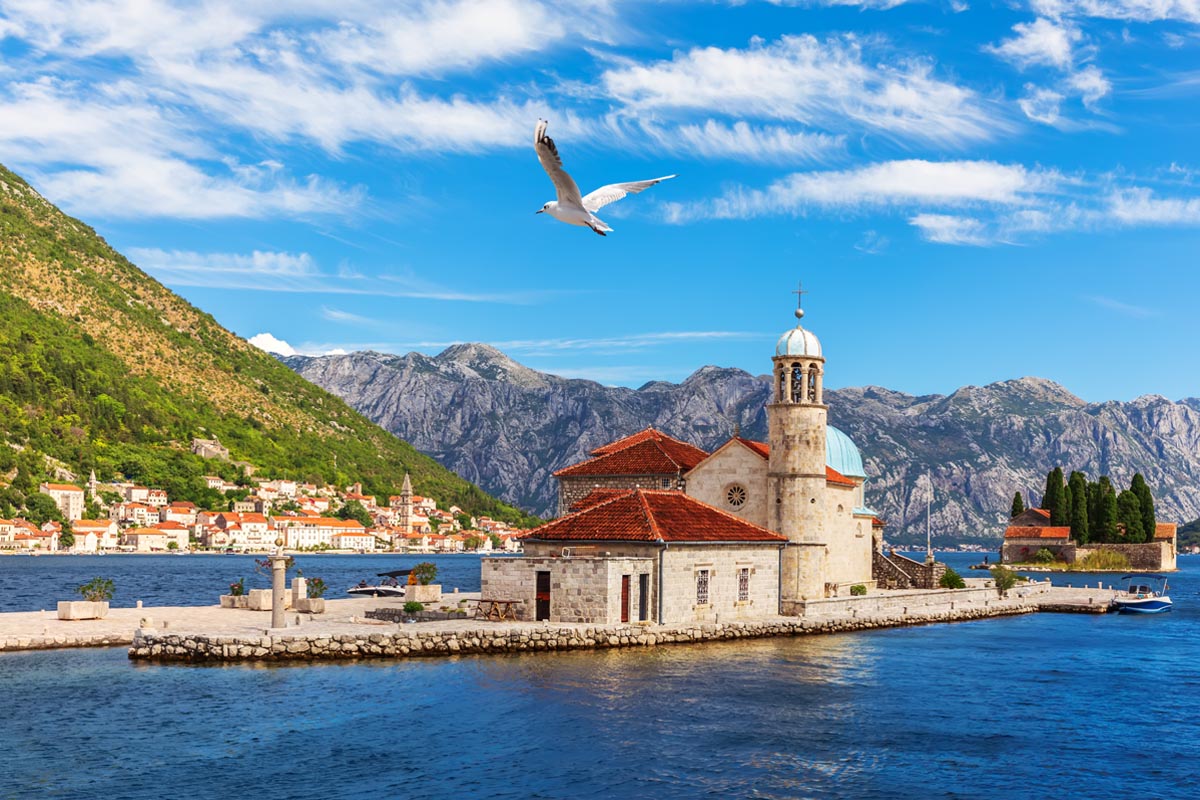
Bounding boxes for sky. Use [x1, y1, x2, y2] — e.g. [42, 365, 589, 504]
[1, 0, 1198, 402]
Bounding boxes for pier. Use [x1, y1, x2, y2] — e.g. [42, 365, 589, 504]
[0, 580, 1118, 661]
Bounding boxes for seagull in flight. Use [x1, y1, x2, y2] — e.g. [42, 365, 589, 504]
[534, 119, 675, 236]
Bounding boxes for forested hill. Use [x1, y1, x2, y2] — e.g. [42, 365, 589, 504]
[0, 164, 537, 526]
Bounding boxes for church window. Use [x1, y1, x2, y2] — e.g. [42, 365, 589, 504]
[696, 569, 710, 605]
[737, 568, 750, 601]
[726, 484, 747, 510]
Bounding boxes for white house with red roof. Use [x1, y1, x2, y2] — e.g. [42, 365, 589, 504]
[39, 482, 85, 521]
[72, 519, 120, 552]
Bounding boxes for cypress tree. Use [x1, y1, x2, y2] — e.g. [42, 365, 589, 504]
[1044, 467, 1067, 525]
[1068, 472, 1090, 544]
[1095, 478, 1118, 543]
[1117, 490, 1145, 542]
[1062, 482, 1073, 531]
[1011, 491, 1026, 518]
[1130, 474, 1156, 541]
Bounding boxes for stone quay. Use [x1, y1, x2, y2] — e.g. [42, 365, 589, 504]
[0, 581, 1118, 662]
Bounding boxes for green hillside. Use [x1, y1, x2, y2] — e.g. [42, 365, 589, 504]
[0, 164, 538, 525]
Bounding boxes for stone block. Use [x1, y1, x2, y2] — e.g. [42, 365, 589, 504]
[406, 584, 442, 603]
[57, 601, 109, 620]
[296, 598, 325, 614]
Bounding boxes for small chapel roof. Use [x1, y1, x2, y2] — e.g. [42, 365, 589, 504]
[523, 489, 787, 544]
[1004, 526, 1071, 540]
[554, 436, 709, 478]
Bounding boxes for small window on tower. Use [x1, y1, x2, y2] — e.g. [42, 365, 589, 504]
[661, 477, 672, 489]
[726, 484, 747, 510]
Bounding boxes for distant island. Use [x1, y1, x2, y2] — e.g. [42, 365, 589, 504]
[1002, 467, 1177, 571]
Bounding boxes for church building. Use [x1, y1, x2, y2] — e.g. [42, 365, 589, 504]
[481, 296, 882, 623]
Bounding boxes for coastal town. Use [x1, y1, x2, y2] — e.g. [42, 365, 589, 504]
[0, 445, 526, 556]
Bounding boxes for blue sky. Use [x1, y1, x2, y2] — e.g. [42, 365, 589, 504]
[1, 0, 1198, 402]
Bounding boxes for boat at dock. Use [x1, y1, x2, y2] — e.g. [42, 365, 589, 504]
[1111, 574, 1172, 614]
[347, 569, 411, 598]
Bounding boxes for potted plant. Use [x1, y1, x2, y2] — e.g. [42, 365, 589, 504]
[296, 577, 327, 614]
[58, 577, 114, 620]
[406, 562, 442, 603]
[220, 577, 249, 608]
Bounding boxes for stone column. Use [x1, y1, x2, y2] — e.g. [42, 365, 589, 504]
[270, 537, 287, 629]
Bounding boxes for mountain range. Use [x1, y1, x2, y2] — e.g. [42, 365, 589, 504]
[0, 164, 536, 525]
[283, 345, 1200, 544]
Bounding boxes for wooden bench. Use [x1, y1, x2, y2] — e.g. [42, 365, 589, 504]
[474, 598, 521, 621]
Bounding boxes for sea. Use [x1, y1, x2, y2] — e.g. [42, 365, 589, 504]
[1, 552, 1198, 799]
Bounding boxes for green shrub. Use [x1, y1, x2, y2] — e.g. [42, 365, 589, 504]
[228, 578, 245, 597]
[403, 601, 425, 614]
[306, 577, 327, 599]
[849, 584, 867, 596]
[77, 576, 114, 602]
[412, 562, 438, 585]
[990, 566, 1019, 597]
[1034, 548, 1055, 564]
[939, 568, 966, 589]
[1078, 549, 1131, 571]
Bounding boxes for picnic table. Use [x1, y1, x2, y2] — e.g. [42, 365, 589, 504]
[475, 598, 521, 621]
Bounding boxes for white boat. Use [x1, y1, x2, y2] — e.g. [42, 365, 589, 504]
[1111, 574, 1172, 614]
[346, 569, 410, 598]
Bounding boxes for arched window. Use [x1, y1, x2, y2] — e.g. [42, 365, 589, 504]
[790, 362, 804, 404]
[807, 366, 819, 402]
[777, 366, 788, 403]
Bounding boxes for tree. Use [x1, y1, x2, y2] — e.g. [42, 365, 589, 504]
[1117, 490, 1145, 542]
[1130, 474, 1156, 541]
[1044, 467, 1067, 525]
[1062, 482, 1073, 533]
[488, 533, 502, 550]
[1068, 471, 1089, 544]
[337, 500, 374, 528]
[1010, 491, 1026, 518]
[990, 566, 1019, 597]
[1095, 478, 1118, 542]
[939, 568, 966, 589]
[23, 492, 63, 526]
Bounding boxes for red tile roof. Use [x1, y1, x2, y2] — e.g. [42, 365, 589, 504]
[590, 427, 684, 456]
[826, 466, 856, 487]
[569, 488, 634, 513]
[1004, 526, 1071, 540]
[1032, 508, 1051, 519]
[522, 489, 787, 544]
[41, 483, 82, 492]
[554, 437, 709, 478]
[733, 437, 770, 460]
[1155, 522, 1177, 540]
[872, 517, 886, 528]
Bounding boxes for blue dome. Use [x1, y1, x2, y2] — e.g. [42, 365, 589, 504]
[826, 425, 866, 478]
[775, 326, 822, 358]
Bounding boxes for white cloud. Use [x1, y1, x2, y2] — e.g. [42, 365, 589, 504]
[1085, 295, 1159, 317]
[987, 17, 1081, 69]
[664, 160, 1059, 221]
[127, 247, 554, 303]
[248, 332, 297, 356]
[909, 214, 994, 245]
[1019, 85, 1066, 123]
[636, 119, 843, 163]
[1030, 0, 1200, 23]
[601, 34, 1003, 144]
[1067, 65, 1112, 107]
[1107, 187, 1200, 224]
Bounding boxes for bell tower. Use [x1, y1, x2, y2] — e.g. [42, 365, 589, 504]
[768, 285, 829, 606]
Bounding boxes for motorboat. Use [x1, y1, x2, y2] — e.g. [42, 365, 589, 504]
[1111, 574, 1172, 614]
[347, 569, 411, 598]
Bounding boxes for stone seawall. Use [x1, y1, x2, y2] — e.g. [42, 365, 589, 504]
[1, 632, 134, 652]
[128, 601, 1042, 663]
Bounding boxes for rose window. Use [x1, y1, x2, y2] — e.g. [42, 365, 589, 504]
[726, 484, 747, 509]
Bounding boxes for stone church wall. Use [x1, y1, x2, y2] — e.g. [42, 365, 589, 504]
[685, 444, 769, 528]
[660, 544, 782, 624]
[820, 482, 873, 588]
[557, 474, 680, 517]
[481, 553, 656, 624]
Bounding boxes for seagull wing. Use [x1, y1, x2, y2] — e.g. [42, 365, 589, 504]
[581, 175, 677, 213]
[534, 119, 584, 209]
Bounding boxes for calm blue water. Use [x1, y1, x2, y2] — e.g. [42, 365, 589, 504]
[0, 553, 492, 612]
[1, 555, 1198, 798]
